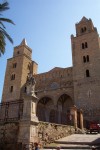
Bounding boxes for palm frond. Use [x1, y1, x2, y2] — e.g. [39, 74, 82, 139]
[0, 2, 9, 12]
[0, 21, 6, 28]
[0, 43, 5, 55]
[0, 2, 14, 56]
[0, 32, 6, 56]
[0, 18, 15, 25]
[0, 27, 13, 44]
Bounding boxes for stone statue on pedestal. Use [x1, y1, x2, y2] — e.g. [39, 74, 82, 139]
[26, 73, 37, 97]
[18, 73, 39, 148]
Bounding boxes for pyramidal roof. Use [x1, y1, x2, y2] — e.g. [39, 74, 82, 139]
[20, 38, 27, 46]
[80, 16, 88, 22]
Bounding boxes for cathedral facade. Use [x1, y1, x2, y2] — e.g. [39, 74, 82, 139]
[2, 17, 100, 126]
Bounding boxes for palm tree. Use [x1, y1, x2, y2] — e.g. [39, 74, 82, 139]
[0, 2, 14, 56]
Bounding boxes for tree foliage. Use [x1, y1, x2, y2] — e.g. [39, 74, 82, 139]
[0, 2, 14, 56]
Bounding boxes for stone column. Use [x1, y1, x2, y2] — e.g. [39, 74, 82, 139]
[18, 94, 39, 150]
[70, 105, 77, 130]
[80, 109, 84, 129]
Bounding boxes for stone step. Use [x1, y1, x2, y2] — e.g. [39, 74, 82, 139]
[44, 134, 100, 149]
[55, 140, 100, 146]
[44, 145, 100, 149]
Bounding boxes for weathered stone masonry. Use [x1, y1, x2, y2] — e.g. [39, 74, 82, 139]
[2, 17, 100, 126]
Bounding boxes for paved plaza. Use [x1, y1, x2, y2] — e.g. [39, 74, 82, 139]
[44, 133, 100, 149]
[56, 133, 100, 144]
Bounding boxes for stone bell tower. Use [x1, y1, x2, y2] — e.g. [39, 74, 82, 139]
[71, 17, 100, 122]
[2, 39, 38, 102]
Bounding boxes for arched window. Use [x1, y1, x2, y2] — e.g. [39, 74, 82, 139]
[85, 42, 88, 48]
[10, 86, 13, 92]
[82, 43, 84, 49]
[83, 56, 86, 63]
[86, 69, 90, 77]
[11, 74, 15, 80]
[83, 55, 89, 63]
[87, 55, 89, 62]
[17, 51, 20, 54]
[13, 63, 17, 68]
[13, 74, 15, 79]
[84, 27, 86, 32]
[82, 42, 88, 49]
[81, 27, 86, 33]
[81, 28, 84, 33]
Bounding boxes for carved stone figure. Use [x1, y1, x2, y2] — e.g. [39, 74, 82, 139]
[26, 73, 37, 97]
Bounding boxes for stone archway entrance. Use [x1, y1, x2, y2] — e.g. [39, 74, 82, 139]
[36, 97, 55, 123]
[57, 94, 73, 125]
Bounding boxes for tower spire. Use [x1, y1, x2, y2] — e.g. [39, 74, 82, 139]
[20, 38, 27, 46]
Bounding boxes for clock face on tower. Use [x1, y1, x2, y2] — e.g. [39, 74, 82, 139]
[50, 82, 59, 89]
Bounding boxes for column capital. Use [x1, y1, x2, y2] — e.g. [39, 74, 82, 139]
[70, 105, 77, 111]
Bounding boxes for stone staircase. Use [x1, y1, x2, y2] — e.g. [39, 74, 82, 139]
[38, 121, 76, 146]
[44, 134, 100, 149]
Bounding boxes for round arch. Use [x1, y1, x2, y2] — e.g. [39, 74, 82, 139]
[57, 94, 74, 125]
[36, 97, 56, 123]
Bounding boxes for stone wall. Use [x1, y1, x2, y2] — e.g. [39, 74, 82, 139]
[34, 67, 73, 93]
[0, 123, 19, 150]
[38, 121, 75, 145]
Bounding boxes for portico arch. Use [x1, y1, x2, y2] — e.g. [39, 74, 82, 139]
[36, 97, 55, 122]
[57, 94, 73, 125]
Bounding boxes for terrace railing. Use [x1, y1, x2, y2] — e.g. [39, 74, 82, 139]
[0, 100, 23, 123]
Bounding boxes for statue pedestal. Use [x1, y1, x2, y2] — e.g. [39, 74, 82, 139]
[18, 95, 39, 149]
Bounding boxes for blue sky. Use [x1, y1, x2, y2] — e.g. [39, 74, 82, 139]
[0, 0, 100, 100]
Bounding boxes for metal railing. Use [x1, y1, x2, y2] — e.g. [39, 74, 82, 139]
[0, 99, 23, 122]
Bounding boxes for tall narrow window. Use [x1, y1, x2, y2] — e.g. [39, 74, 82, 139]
[24, 87, 27, 93]
[17, 51, 20, 54]
[11, 74, 15, 80]
[81, 27, 86, 33]
[82, 43, 84, 49]
[83, 56, 86, 63]
[81, 28, 84, 33]
[86, 70, 90, 77]
[85, 42, 88, 48]
[87, 55, 89, 62]
[82, 42, 88, 49]
[13, 63, 17, 68]
[10, 86, 13, 92]
[84, 27, 86, 32]
[13, 74, 15, 80]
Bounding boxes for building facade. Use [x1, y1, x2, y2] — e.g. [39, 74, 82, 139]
[2, 17, 100, 125]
